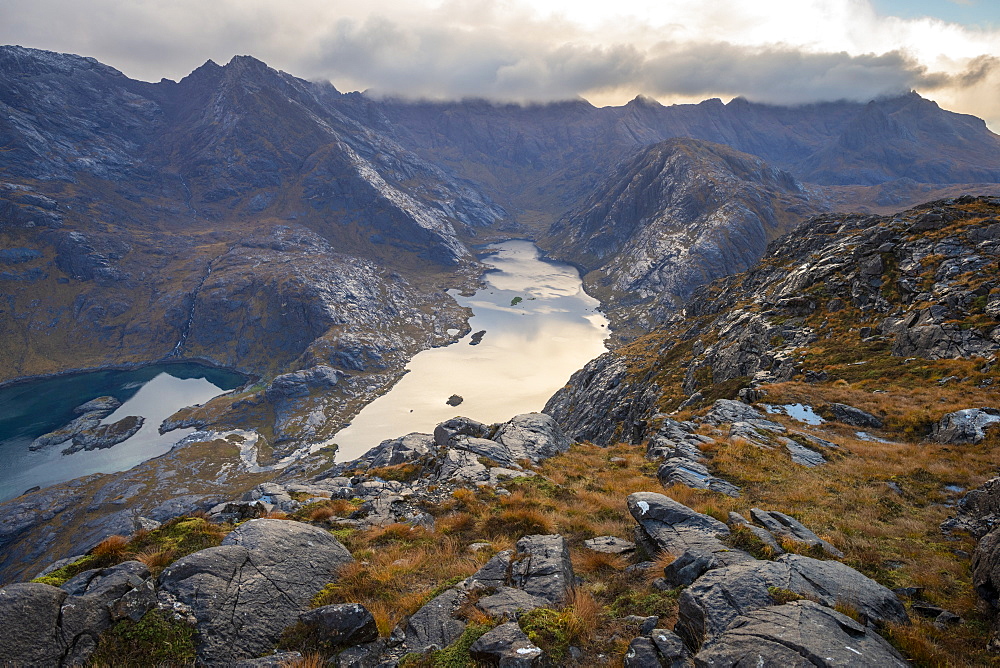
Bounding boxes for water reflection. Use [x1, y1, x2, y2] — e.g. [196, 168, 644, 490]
[0, 364, 243, 501]
[332, 240, 609, 461]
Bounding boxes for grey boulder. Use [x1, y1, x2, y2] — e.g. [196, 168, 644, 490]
[693, 600, 907, 667]
[676, 554, 908, 651]
[434, 417, 490, 446]
[468, 621, 545, 666]
[362, 433, 435, 468]
[494, 413, 572, 463]
[628, 492, 754, 570]
[300, 603, 378, 647]
[933, 408, 1000, 444]
[825, 403, 884, 428]
[157, 519, 354, 664]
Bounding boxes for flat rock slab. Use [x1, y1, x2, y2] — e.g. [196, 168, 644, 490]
[676, 554, 908, 651]
[693, 600, 907, 667]
[476, 586, 551, 620]
[158, 519, 353, 664]
[583, 535, 637, 555]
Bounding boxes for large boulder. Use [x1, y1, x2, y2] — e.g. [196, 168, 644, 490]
[158, 519, 354, 664]
[433, 417, 490, 446]
[693, 600, 907, 667]
[360, 433, 435, 469]
[0, 583, 68, 666]
[493, 413, 572, 463]
[676, 554, 908, 651]
[628, 492, 753, 570]
[933, 408, 1000, 444]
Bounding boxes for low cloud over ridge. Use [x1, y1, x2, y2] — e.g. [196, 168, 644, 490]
[1, 0, 998, 124]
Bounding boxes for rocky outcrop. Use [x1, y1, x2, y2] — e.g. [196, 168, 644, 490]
[692, 600, 907, 667]
[0, 561, 157, 667]
[933, 408, 1000, 444]
[675, 555, 908, 651]
[158, 519, 354, 663]
[628, 492, 754, 571]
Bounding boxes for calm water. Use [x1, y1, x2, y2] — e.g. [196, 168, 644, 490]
[0, 363, 245, 501]
[332, 240, 609, 461]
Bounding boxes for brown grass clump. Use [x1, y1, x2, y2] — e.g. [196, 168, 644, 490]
[280, 653, 325, 668]
[91, 535, 130, 564]
[574, 550, 629, 577]
[478, 508, 556, 538]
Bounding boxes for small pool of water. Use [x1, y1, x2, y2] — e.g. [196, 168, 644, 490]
[0, 363, 245, 501]
[332, 240, 609, 461]
[763, 403, 825, 425]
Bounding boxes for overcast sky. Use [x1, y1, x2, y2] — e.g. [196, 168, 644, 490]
[2, 0, 999, 128]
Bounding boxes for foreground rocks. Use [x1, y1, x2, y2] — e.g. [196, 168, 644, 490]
[158, 519, 354, 663]
[0, 561, 156, 666]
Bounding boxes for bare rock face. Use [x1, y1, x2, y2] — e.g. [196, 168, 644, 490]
[157, 519, 353, 664]
[693, 600, 908, 667]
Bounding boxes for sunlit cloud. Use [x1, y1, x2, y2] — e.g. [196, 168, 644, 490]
[0, 0, 998, 126]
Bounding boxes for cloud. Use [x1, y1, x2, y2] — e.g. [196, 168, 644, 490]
[0, 0, 998, 126]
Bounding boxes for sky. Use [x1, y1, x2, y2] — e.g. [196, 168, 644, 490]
[2, 0, 999, 128]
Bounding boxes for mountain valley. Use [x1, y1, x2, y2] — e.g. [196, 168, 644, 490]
[3, 45, 1000, 666]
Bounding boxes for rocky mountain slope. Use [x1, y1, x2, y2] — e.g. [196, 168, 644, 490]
[1, 198, 999, 665]
[546, 138, 823, 332]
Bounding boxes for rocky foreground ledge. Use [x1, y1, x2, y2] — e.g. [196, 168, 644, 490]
[4, 402, 981, 666]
